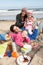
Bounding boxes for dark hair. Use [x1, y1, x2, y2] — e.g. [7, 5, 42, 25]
[24, 14, 27, 21]
[31, 16, 34, 18]
[10, 24, 15, 32]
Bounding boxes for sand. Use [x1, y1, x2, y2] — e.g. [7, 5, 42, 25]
[0, 57, 17, 65]
[0, 20, 43, 65]
[30, 48, 43, 65]
[0, 20, 16, 33]
[0, 20, 17, 65]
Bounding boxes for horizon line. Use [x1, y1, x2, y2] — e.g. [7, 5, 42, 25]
[0, 7, 43, 10]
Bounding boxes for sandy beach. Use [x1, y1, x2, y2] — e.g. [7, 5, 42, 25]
[0, 19, 43, 65]
[0, 20, 16, 33]
[0, 0, 43, 64]
[0, 20, 16, 65]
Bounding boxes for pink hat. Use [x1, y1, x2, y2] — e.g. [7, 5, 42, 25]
[27, 12, 32, 15]
[21, 8, 27, 13]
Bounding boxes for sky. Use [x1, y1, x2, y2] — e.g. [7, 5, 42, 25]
[0, 0, 43, 9]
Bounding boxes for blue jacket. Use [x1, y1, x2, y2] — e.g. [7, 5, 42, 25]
[28, 29, 39, 40]
[0, 33, 6, 40]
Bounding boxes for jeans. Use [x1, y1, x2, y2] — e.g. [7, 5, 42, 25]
[20, 27, 25, 31]
[0, 33, 6, 40]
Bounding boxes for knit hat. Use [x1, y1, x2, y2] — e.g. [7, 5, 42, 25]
[21, 8, 27, 13]
[27, 12, 32, 16]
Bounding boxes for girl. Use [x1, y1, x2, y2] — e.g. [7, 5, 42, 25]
[24, 12, 34, 34]
[24, 12, 39, 40]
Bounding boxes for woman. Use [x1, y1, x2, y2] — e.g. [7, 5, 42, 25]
[15, 8, 27, 30]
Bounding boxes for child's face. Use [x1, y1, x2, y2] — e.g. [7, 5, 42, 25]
[22, 30, 28, 37]
[27, 12, 32, 18]
[13, 26, 21, 32]
[27, 14, 30, 18]
[27, 18, 33, 25]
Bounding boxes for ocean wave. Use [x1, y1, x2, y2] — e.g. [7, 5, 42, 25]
[0, 10, 43, 20]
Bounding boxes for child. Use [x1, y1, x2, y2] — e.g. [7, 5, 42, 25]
[24, 12, 39, 40]
[15, 30, 30, 47]
[24, 12, 34, 34]
[9, 30, 30, 47]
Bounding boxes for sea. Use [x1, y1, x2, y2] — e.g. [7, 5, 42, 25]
[0, 8, 43, 20]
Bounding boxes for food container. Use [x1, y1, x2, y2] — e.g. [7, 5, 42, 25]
[21, 44, 32, 54]
[17, 55, 31, 65]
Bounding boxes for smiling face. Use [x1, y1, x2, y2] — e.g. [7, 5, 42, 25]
[13, 26, 21, 33]
[22, 30, 28, 37]
[21, 11, 26, 17]
[21, 8, 27, 17]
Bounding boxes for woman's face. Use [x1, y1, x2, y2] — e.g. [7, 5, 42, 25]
[21, 11, 26, 16]
[13, 26, 21, 32]
[21, 9, 27, 17]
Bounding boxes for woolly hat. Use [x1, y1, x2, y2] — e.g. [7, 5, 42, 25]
[21, 8, 27, 13]
[27, 12, 32, 16]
